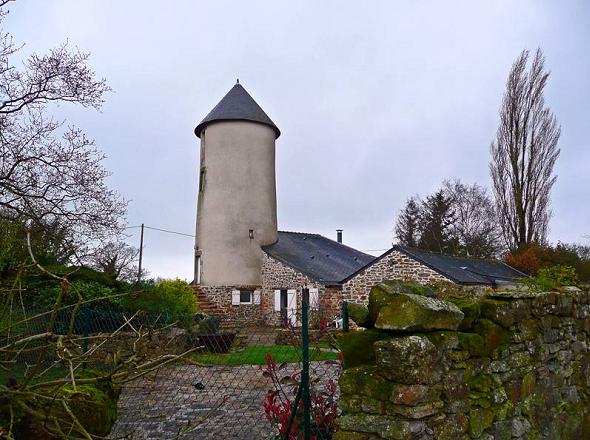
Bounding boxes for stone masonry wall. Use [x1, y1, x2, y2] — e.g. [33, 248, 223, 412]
[197, 284, 264, 324]
[336, 285, 590, 440]
[342, 250, 450, 305]
[261, 253, 341, 326]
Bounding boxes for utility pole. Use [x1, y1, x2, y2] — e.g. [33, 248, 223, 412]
[137, 223, 144, 284]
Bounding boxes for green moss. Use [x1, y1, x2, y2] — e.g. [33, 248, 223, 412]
[458, 332, 487, 357]
[448, 298, 481, 331]
[347, 303, 372, 327]
[64, 382, 118, 436]
[333, 431, 373, 440]
[471, 319, 510, 354]
[492, 400, 514, 421]
[368, 280, 434, 321]
[467, 373, 494, 392]
[7, 375, 119, 438]
[424, 331, 459, 350]
[338, 329, 390, 369]
[469, 408, 494, 438]
[368, 283, 396, 321]
[375, 294, 463, 332]
[521, 371, 536, 398]
[339, 366, 394, 401]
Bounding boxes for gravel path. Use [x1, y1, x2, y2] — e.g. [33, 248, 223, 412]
[110, 362, 339, 440]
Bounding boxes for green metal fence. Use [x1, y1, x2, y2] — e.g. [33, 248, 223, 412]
[0, 293, 345, 439]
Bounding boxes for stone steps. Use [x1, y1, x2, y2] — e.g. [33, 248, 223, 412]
[194, 288, 225, 316]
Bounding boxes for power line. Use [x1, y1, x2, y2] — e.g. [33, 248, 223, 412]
[125, 224, 195, 238]
[126, 224, 389, 252]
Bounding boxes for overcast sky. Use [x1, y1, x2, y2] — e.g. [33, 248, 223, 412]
[6, 1, 590, 279]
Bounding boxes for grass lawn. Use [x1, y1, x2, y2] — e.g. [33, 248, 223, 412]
[191, 344, 339, 366]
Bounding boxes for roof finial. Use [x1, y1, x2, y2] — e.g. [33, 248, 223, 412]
[236, 78, 239, 84]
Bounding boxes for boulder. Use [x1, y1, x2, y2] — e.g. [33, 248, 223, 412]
[368, 281, 434, 322]
[374, 293, 464, 332]
[347, 303, 372, 327]
[375, 336, 440, 384]
[338, 328, 390, 369]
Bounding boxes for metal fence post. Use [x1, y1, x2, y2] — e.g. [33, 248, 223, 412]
[301, 287, 311, 440]
[82, 307, 89, 369]
[341, 300, 349, 332]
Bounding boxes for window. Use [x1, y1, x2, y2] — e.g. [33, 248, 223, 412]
[232, 289, 260, 305]
[199, 168, 205, 192]
[240, 290, 252, 304]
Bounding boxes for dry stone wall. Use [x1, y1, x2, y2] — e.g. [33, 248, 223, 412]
[342, 250, 451, 305]
[336, 282, 590, 440]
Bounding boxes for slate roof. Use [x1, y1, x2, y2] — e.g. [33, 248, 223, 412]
[389, 245, 526, 286]
[195, 83, 280, 138]
[262, 231, 375, 284]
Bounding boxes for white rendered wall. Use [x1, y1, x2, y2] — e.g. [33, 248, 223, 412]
[195, 120, 278, 285]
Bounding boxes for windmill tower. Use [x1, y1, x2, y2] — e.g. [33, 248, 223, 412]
[194, 82, 280, 296]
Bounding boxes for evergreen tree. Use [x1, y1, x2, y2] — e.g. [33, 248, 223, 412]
[394, 197, 421, 247]
[418, 190, 456, 253]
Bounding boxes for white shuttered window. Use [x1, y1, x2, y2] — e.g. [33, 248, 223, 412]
[274, 290, 281, 311]
[309, 288, 319, 310]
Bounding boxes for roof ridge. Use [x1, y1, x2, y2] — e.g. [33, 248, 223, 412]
[278, 230, 321, 236]
[396, 244, 504, 263]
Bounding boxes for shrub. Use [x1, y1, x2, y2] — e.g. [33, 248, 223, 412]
[521, 265, 579, 291]
[32, 280, 119, 310]
[505, 245, 542, 275]
[123, 279, 197, 317]
[506, 243, 590, 281]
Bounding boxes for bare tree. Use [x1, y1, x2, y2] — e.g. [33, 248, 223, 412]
[89, 241, 140, 281]
[394, 196, 421, 247]
[490, 48, 561, 251]
[443, 179, 503, 258]
[0, 1, 126, 242]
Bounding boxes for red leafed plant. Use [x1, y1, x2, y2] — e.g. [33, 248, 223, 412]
[261, 352, 341, 439]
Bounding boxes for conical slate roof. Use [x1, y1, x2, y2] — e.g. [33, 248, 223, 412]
[194, 83, 280, 138]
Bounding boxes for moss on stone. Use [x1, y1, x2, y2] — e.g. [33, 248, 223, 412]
[469, 407, 494, 438]
[424, 331, 459, 351]
[448, 298, 481, 331]
[467, 373, 494, 392]
[480, 298, 532, 329]
[347, 303, 372, 327]
[340, 366, 394, 401]
[471, 319, 510, 354]
[521, 371, 536, 398]
[375, 294, 463, 332]
[338, 328, 390, 369]
[7, 370, 119, 439]
[457, 332, 487, 357]
[368, 280, 435, 322]
[333, 431, 373, 440]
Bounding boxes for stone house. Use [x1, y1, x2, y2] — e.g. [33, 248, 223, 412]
[258, 231, 525, 326]
[191, 82, 524, 325]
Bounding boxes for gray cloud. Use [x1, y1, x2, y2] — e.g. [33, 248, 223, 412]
[7, 0, 590, 278]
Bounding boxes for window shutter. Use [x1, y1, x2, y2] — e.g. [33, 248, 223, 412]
[309, 288, 319, 310]
[274, 290, 281, 311]
[253, 290, 261, 305]
[231, 290, 241, 305]
[287, 289, 297, 308]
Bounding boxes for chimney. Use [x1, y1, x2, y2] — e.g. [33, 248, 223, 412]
[336, 229, 343, 244]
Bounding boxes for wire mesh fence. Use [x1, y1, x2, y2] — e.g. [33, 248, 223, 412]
[0, 295, 344, 439]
